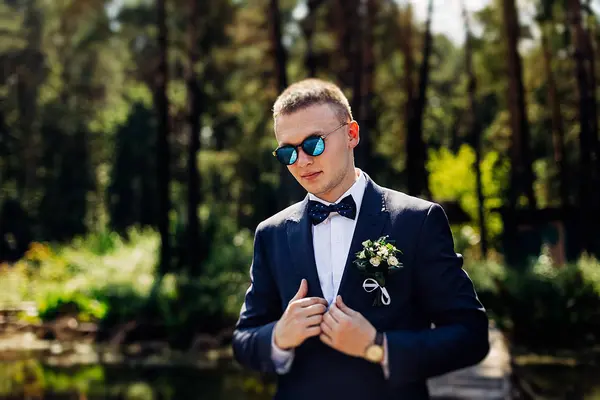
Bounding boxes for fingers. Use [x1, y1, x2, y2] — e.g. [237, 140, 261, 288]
[305, 314, 323, 327]
[320, 319, 334, 336]
[320, 332, 334, 347]
[336, 295, 354, 315]
[291, 279, 308, 302]
[299, 303, 327, 318]
[292, 297, 328, 309]
[328, 303, 347, 322]
[322, 311, 337, 328]
[304, 325, 321, 339]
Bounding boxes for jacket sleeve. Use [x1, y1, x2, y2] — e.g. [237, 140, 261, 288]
[386, 203, 490, 387]
[232, 225, 283, 374]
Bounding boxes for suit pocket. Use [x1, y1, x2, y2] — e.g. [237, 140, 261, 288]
[361, 267, 412, 330]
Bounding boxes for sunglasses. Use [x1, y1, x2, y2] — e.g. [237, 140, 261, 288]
[273, 122, 349, 165]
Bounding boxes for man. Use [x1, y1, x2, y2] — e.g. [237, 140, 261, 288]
[232, 79, 489, 400]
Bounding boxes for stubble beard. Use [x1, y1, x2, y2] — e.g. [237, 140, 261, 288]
[313, 162, 352, 200]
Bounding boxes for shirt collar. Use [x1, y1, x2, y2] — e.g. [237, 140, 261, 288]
[307, 169, 367, 212]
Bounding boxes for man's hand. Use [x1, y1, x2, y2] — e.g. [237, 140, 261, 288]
[274, 279, 328, 350]
[320, 295, 376, 358]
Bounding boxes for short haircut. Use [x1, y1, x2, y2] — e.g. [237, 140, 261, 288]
[272, 79, 353, 125]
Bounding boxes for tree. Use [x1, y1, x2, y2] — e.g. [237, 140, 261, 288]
[501, 0, 537, 211]
[332, 0, 361, 94]
[404, 0, 433, 198]
[185, 0, 203, 275]
[354, 0, 377, 170]
[301, 0, 326, 77]
[537, 8, 569, 209]
[462, 1, 488, 257]
[269, 0, 302, 210]
[156, 0, 171, 274]
[269, 0, 288, 93]
[566, 0, 598, 251]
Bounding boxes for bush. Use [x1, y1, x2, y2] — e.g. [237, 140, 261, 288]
[465, 254, 600, 350]
[427, 145, 509, 250]
[463, 257, 507, 322]
[1, 217, 254, 346]
[0, 228, 158, 323]
[37, 291, 108, 322]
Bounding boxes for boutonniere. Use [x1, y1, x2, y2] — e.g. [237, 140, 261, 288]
[353, 236, 403, 306]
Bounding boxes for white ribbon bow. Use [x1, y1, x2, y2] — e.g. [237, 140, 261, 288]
[362, 278, 391, 305]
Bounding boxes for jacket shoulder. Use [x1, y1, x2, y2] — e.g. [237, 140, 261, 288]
[255, 199, 305, 234]
[379, 186, 436, 215]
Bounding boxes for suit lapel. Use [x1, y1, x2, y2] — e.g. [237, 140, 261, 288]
[286, 197, 325, 299]
[337, 177, 389, 308]
[284, 175, 388, 304]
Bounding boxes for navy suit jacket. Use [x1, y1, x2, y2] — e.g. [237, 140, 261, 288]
[232, 174, 490, 400]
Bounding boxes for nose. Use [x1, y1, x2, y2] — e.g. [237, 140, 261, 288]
[296, 147, 313, 167]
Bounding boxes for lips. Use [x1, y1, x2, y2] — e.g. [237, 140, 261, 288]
[301, 171, 321, 179]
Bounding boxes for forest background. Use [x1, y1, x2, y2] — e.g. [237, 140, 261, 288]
[1, 0, 600, 368]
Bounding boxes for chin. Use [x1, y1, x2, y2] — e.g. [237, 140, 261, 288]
[300, 182, 320, 195]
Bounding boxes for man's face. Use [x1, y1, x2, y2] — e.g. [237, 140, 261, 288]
[275, 103, 359, 200]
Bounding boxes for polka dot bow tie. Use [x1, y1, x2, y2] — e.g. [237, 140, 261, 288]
[307, 195, 357, 225]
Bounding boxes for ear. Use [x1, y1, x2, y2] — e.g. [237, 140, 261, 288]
[348, 120, 360, 149]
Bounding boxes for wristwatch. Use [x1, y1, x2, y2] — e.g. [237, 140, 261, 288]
[364, 331, 384, 363]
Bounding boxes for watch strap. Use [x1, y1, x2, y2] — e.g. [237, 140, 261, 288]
[374, 331, 383, 346]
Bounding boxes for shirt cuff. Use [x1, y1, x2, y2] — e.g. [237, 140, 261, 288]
[382, 333, 390, 379]
[271, 329, 295, 374]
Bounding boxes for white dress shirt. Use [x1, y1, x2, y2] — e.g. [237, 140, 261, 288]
[311, 170, 367, 306]
[271, 169, 389, 377]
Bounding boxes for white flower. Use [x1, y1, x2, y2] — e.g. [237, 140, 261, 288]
[362, 240, 371, 247]
[377, 247, 389, 257]
[388, 256, 399, 266]
[358, 250, 366, 259]
[369, 257, 381, 267]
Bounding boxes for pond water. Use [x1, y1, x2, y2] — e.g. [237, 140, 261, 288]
[0, 359, 275, 400]
[2, 357, 600, 399]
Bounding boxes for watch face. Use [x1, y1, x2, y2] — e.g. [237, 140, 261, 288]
[366, 345, 384, 363]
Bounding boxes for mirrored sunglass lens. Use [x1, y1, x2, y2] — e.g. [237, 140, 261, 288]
[276, 147, 297, 165]
[302, 136, 325, 156]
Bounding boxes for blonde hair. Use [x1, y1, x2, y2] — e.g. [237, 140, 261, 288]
[272, 79, 353, 124]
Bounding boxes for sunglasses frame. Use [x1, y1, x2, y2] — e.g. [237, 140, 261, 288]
[272, 121, 349, 165]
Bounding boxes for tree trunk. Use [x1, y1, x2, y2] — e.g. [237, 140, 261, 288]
[333, 0, 359, 91]
[0, 110, 7, 190]
[156, 0, 171, 274]
[354, 0, 376, 170]
[186, 0, 202, 275]
[450, 109, 463, 153]
[269, 0, 288, 93]
[462, 1, 488, 258]
[16, 69, 30, 200]
[540, 23, 569, 209]
[399, 4, 415, 130]
[405, 0, 432, 198]
[567, 0, 596, 252]
[582, 19, 599, 187]
[501, 0, 537, 211]
[302, 0, 325, 77]
[347, 0, 363, 127]
[269, 0, 302, 210]
[17, 5, 43, 209]
[399, 4, 415, 193]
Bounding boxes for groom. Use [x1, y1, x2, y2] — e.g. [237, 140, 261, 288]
[232, 79, 489, 399]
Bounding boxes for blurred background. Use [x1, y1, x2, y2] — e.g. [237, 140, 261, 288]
[1, 0, 600, 398]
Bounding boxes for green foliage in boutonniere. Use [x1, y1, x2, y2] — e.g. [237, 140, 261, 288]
[353, 235, 403, 289]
